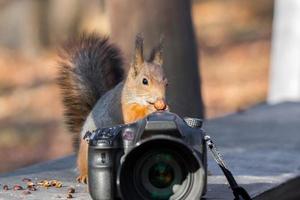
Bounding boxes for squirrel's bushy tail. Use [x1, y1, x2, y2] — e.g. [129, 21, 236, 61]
[57, 33, 124, 149]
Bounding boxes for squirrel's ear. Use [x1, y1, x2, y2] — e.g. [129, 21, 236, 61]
[149, 36, 164, 66]
[131, 33, 144, 76]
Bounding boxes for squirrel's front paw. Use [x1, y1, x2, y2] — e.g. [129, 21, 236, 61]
[76, 175, 88, 184]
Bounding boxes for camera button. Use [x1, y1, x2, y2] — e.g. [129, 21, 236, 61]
[184, 118, 203, 128]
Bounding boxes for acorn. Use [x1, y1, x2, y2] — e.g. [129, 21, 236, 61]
[27, 186, 37, 191]
[68, 187, 75, 193]
[22, 178, 32, 182]
[3, 185, 9, 191]
[50, 180, 57, 186]
[22, 190, 31, 195]
[26, 181, 35, 187]
[55, 182, 62, 188]
[13, 185, 23, 191]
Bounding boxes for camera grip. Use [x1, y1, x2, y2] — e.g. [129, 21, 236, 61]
[88, 148, 115, 200]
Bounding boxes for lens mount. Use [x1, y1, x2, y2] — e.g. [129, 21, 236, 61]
[117, 136, 205, 200]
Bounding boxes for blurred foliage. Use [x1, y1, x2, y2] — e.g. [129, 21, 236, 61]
[0, 0, 273, 173]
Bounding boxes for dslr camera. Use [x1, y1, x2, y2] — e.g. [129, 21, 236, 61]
[84, 111, 207, 200]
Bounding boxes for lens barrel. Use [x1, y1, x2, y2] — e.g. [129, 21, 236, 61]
[118, 136, 205, 200]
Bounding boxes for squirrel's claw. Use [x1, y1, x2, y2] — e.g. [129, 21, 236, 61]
[76, 175, 88, 184]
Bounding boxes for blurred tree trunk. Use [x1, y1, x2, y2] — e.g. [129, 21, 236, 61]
[107, 0, 204, 118]
[46, 0, 82, 46]
[0, 1, 41, 55]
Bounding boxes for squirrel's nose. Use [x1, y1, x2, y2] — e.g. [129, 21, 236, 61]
[154, 98, 167, 110]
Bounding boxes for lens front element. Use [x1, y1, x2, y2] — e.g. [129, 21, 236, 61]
[149, 159, 174, 188]
[137, 151, 184, 199]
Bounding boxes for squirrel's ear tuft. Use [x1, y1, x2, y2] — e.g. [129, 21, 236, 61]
[149, 36, 164, 66]
[131, 33, 144, 76]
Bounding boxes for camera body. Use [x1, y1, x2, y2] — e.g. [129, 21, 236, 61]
[84, 111, 207, 200]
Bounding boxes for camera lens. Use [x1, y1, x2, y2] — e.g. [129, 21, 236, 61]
[148, 159, 174, 188]
[136, 150, 184, 199]
[118, 136, 205, 200]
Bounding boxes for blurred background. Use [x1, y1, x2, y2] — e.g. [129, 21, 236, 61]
[0, 0, 274, 173]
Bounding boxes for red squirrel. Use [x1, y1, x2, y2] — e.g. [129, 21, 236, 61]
[57, 33, 168, 183]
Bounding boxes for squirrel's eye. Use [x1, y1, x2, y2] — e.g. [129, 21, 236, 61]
[142, 78, 148, 85]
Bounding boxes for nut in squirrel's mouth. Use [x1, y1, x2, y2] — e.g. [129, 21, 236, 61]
[148, 99, 167, 111]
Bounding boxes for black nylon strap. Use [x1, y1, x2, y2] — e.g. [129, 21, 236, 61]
[204, 135, 252, 200]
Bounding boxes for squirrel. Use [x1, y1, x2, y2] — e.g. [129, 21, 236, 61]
[57, 33, 168, 183]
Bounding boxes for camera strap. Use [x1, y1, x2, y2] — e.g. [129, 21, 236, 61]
[204, 135, 252, 200]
